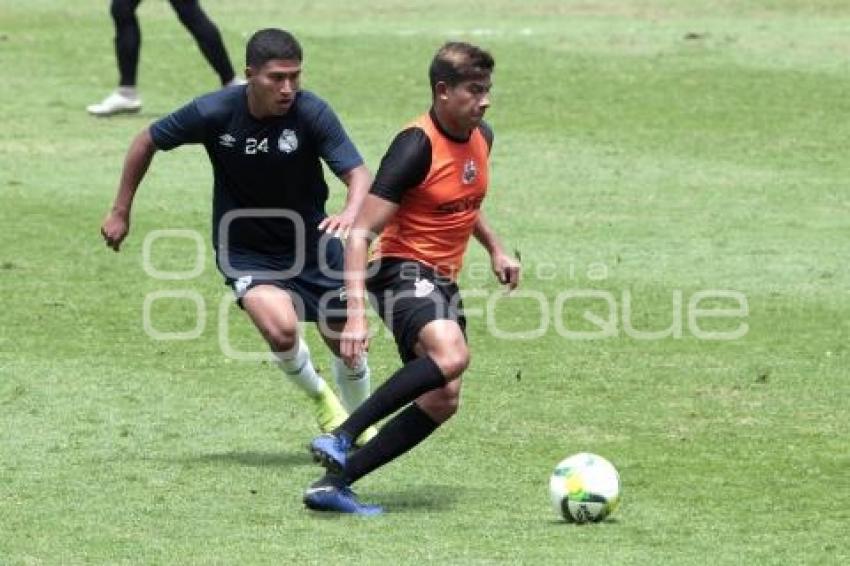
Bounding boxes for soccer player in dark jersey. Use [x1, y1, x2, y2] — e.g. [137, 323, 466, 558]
[304, 42, 521, 515]
[100, 28, 377, 445]
[88, 0, 241, 116]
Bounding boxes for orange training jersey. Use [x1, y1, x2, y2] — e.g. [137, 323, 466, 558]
[372, 112, 490, 280]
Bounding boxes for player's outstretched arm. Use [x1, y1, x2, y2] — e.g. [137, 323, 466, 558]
[474, 212, 521, 290]
[319, 164, 373, 239]
[100, 128, 158, 252]
[339, 194, 399, 368]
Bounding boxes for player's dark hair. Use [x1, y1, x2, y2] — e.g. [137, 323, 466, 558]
[428, 41, 494, 96]
[246, 28, 303, 68]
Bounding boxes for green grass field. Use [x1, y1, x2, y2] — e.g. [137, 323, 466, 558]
[1, 1, 848, 563]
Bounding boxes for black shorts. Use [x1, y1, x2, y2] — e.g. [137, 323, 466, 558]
[216, 237, 347, 323]
[367, 258, 467, 363]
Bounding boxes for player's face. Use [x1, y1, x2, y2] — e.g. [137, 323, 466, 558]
[443, 76, 492, 132]
[247, 59, 302, 117]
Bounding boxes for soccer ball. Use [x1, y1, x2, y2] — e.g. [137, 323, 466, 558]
[549, 452, 620, 523]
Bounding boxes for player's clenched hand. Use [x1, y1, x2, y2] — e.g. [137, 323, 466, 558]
[340, 313, 369, 368]
[491, 250, 521, 291]
[101, 210, 130, 252]
[319, 210, 357, 240]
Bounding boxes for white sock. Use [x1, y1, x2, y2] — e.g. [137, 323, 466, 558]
[116, 86, 138, 99]
[275, 338, 326, 399]
[331, 354, 371, 412]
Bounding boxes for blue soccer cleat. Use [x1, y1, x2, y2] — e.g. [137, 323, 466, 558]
[303, 482, 383, 516]
[309, 432, 352, 474]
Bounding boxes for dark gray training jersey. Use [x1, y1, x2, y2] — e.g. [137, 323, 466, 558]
[150, 86, 363, 255]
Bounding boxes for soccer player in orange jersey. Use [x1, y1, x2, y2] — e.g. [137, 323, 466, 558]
[305, 42, 521, 515]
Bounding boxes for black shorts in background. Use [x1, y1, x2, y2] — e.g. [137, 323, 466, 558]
[216, 237, 347, 323]
[367, 258, 467, 363]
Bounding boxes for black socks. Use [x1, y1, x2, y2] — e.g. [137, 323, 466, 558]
[336, 356, 445, 441]
[345, 403, 440, 483]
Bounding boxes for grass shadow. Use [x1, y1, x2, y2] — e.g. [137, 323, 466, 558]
[546, 517, 621, 527]
[365, 483, 470, 514]
[185, 450, 311, 468]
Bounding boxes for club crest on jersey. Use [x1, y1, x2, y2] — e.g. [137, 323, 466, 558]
[462, 159, 478, 184]
[278, 129, 298, 153]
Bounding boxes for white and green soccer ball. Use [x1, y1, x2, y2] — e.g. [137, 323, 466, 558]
[549, 452, 621, 523]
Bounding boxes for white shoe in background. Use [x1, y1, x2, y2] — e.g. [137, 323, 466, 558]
[86, 90, 142, 116]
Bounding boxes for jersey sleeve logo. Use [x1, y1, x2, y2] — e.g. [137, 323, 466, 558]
[278, 129, 299, 153]
[462, 158, 478, 184]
